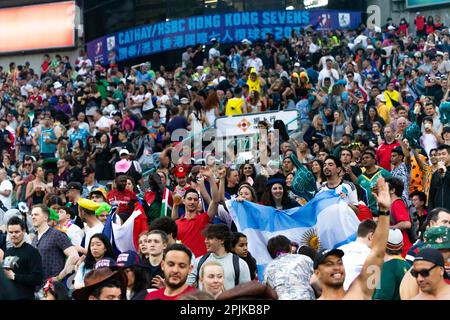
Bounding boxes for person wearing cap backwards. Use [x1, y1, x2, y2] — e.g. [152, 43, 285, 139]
[409, 247, 450, 300]
[313, 177, 391, 300]
[172, 167, 219, 258]
[77, 198, 103, 255]
[372, 229, 411, 300]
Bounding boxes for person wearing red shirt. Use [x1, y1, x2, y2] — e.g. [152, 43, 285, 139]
[386, 177, 412, 258]
[172, 167, 219, 257]
[414, 13, 426, 38]
[145, 244, 197, 300]
[376, 127, 400, 171]
[41, 54, 51, 78]
[107, 175, 137, 222]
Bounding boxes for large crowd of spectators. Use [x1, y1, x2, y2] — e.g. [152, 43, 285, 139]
[0, 12, 449, 301]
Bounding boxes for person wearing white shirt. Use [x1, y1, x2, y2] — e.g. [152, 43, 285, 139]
[143, 91, 154, 112]
[319, 55, 336, 70]
[318, 59, 339, 88]
[78, 200, 104, 255]
[319, 156, 359, 214]
[0, 169, 13, 210]
[93, 109, 112, 136]
[338, 219, 376, 290]
[245, 51, 263, 73]
[353, 33, 369, 49]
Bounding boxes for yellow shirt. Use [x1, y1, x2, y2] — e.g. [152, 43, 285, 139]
[225, 98, 244, 116]
[377, 103, 390, 125]
[247, 77, 261, 94]
[384, 90, 400, 110]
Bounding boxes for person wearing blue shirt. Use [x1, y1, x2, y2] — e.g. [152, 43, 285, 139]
[69, 120, 90, 148]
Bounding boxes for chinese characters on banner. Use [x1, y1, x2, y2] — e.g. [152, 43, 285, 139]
[87, 9, 362, 65]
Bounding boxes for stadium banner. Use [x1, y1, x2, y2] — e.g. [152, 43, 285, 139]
[214, 110, 299, 138]
[87, 9, 361, 64]
[406, 0, 450, 9]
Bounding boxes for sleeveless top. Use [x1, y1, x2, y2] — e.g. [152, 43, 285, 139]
[39, 126, 57, 154]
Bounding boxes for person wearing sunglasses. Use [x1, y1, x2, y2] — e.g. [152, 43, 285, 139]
[410, 248, 450, 300]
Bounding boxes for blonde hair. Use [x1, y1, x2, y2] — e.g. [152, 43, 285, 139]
[334, 110, 345, 125]
[312, 114, 323, 130]
[199, 261, 224, 280]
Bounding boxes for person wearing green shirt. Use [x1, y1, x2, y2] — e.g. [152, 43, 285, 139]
[356, 150, 392, 216]
[373, 229, 411, 300]
[111, 82, 125, 104]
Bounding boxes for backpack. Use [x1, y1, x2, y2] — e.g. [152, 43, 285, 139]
[196, 253, 240, 287]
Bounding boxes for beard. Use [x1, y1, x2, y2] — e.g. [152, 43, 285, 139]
[117, 185, 126, 192]
[165, 274, 188, 289]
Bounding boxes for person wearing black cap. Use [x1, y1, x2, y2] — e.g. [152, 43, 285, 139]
[314, 177, 391, 300]
[410, 248, 450, 300]
[116, 250, 151, 300]
[65, 181, 84, 229]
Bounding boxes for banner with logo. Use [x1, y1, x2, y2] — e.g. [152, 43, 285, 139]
[214, 110, 299, 138]
[87, 9, 361, 65]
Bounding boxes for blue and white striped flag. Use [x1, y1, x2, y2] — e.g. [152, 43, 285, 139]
[226, 190, 360, 277]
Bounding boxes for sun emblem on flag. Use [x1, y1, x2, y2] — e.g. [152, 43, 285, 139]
[299, 228, 321, 250]
[237, 118, 251, 132]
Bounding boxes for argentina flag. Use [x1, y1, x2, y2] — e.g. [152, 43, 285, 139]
[226, 190, 360, 277]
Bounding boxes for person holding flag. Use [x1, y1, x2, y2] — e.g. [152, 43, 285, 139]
[314, 177, 391, 300]
[143, 172, 173, 225]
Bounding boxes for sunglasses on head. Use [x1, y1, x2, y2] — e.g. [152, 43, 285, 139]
[410, 264, 438, 278]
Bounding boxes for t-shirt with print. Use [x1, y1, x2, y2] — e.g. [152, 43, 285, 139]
[318, 180, 358, 206]
[32, 227, 72, 279]
[263, 253, 315, 300]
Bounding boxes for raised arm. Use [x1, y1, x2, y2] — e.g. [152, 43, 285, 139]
[201, 167, 219, 221]
[412, 148, 425, 172]
[217, 166, 227, 204]
[399, 138, 411, 166]
[346, 177, 391, 300]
